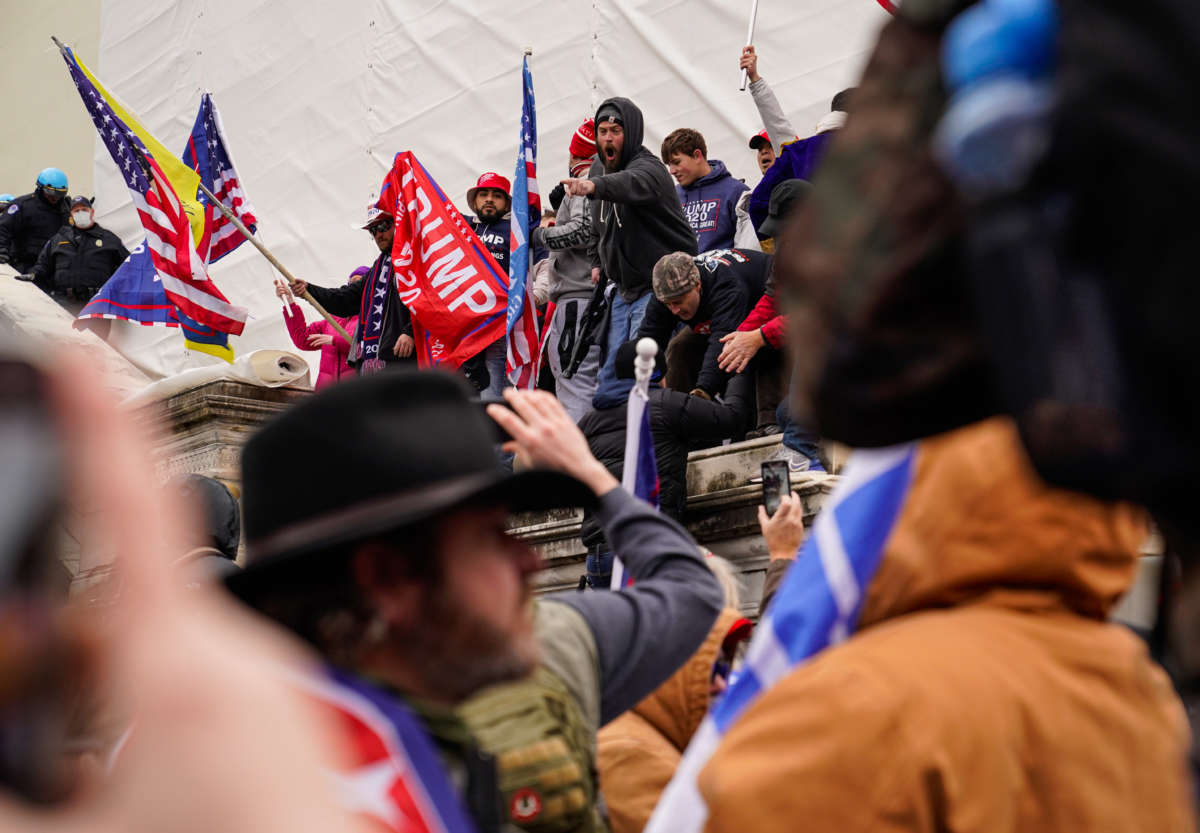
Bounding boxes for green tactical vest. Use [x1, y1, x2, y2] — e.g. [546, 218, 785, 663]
[458, 665, 608, 833]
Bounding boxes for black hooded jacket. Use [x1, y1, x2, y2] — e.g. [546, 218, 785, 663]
[589, 97, 697, 301]
[0, 191, 71, 272]
[577, 372, 751, 548]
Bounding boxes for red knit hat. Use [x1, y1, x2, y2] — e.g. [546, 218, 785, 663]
[569, 119, 597, 159]
[466, 172, 512, 211]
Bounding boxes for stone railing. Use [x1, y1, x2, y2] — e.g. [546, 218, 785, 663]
[104, 379, 1157, 631]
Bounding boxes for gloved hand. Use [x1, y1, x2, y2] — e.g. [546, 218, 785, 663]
[14, 273, 34, 282]
[548, 182, 566, 212]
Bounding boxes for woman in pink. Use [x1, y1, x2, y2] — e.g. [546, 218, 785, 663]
[276, 266, 367, 391]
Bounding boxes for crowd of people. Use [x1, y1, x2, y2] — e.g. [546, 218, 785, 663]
[2, 21, 1197, 833]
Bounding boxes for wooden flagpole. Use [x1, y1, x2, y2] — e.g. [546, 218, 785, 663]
[195, 181, 352, 345]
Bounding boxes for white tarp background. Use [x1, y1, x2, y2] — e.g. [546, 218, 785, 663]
[90, 0, 888, 379]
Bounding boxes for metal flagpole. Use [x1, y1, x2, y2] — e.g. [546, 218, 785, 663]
[739, 0, 761, 91]
[194, 181, 352, 345]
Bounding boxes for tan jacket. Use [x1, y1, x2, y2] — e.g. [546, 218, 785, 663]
[699, 418, 1195, 832]
[597, 608, 744, 833]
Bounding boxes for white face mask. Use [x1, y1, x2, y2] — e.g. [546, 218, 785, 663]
[72, 210, 94, 229]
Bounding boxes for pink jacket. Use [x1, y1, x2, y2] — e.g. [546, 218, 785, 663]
[283, 303, 358, 391]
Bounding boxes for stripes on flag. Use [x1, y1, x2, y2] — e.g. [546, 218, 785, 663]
[644, 445, 916, 833]
[59, 45, 246, 337]
[505, 55, 542, 388]
[183, 93, 258, 264]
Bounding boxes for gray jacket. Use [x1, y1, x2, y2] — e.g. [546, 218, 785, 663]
[531, 170, 595, 303]
[544, 486, 723, 726]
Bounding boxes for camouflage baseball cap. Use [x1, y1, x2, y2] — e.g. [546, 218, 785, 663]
[652, 252, 700, 301]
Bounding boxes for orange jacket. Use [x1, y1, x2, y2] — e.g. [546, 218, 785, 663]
[598, 608, 744, 833]
[699, 418, 1194, 832]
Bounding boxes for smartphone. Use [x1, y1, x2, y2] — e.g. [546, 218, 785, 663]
[0, 357, 75, 804]
[761, 460, 791, 517]
[472, 398, 514, 444]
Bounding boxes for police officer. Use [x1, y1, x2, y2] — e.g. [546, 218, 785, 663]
[0, 168, 71, 273]
[25, 197, 129, 315]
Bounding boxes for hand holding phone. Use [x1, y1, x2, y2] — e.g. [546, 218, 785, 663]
[761, 460, 791, 517]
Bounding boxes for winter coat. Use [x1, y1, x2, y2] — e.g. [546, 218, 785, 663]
[531, 168, 595, 303]
[597, 608, 745, 833]
[304, 251, 414, 368]
[30, 222, 129, 294]
[282, 303, 357, 391]
[747, 130, 836, 232]
[676, 160, 749, 252]
[699, 418, 1194, 833]
[638, 249, 769, 396]
[0, 191, 71, 272]
[578, 372, 750, 547]
[588, 97, 697, 301]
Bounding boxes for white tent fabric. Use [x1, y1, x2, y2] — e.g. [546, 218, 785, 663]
[91, 0, 888, 378]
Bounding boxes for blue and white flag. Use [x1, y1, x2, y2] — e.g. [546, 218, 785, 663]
[505, 55, 542, 389]
[611, 381, 660, 589]
[644, 444, 917, 832]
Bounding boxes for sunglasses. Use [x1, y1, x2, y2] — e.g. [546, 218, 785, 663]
[366, 217, 394, 234]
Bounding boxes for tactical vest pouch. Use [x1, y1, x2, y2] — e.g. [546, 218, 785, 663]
[458, 667, 607, 833]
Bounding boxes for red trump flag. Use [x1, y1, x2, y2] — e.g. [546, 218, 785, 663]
[377, 152, 509, 369]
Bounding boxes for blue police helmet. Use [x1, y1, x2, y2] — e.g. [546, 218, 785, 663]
[36, 168, 69, 192]
[0, 194, 14, 203]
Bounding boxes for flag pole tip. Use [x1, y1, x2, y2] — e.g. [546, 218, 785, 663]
[636, 337, 658, 360]
[523, 47, 533, 56]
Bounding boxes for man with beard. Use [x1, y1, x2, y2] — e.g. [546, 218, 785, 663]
[228, 371, 722, 831]
[291, 205, 416, 374]
[562, 98, 697, 410]
[462, 173, 548, 400]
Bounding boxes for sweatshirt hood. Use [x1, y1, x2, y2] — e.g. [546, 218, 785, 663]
[859, 418, 1148, 630]
[631, 607, 743, 751]
[687, 159, 732, 190]
[595, 97, 645, 171]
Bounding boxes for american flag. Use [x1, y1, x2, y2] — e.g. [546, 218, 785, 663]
[183, 93, 258, 264]
[505, 56, 542, 388]
[60, 46, 246, 336]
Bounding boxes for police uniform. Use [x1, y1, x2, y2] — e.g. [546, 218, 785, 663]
[0, 191, 70, 273]
[31, 222, 129, 314]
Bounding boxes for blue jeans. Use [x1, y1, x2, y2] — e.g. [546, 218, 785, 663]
[592, 292, 652, 409]
[777, 397, 822, 463]
[585, 549, 614, 590]
[481, 338, 508, 402]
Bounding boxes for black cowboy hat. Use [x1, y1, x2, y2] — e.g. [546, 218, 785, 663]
[226, 369, 595, 605]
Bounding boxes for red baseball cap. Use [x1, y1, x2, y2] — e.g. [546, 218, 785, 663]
[749, 129, 771, 150]
[467, 172, 512, 210]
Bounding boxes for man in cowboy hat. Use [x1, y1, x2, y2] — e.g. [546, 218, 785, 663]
[229, 371, 722, 829]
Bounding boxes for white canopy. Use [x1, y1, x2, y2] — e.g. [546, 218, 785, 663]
[89, 0, 887, 378]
